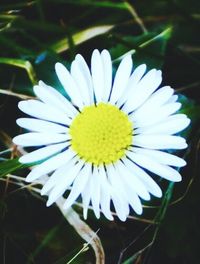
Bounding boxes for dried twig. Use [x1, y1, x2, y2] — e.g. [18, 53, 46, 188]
[56, 198, 105, 264]
[0, 89, 34, 100]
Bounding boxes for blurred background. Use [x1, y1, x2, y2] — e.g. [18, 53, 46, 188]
[0, 0, 200, 263]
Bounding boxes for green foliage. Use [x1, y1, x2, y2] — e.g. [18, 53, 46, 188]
[111, 27, 172, 69]
[0, 158, 29, 178]
[0, 57, 37, 85]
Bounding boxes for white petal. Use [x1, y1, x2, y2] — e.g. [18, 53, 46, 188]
[122, 185, 143, 215]
[132, 102, 182, 128]
[75, 54, 94, 104]
[132, 86, 174, 121]
[109, 54, 132, 104]
[82, 176, 92, 219]
[122, 157, 162, 198]
[70, 60, 91, 105]
[55, 62, 84, 108]
[129, 64, 147, 84]
[110, 190, 128, 222]
[133, 134, 187, 149]
[26, 148, 75, 182]
[34, 81, 78, 117]
[13, 132, 69, 147]
[123, 69, 162, 113]
[19, 142, 69, 163]
[98, 166, 113, 220]
[106, 165, 129, 221]
[166, 94, 178, 104]
[41, 157, 77, 195]
[91, 49, 104, 103]
[135, 114, 190, 135]
[132, 147, 186, 167]
[113, 163, 142, 215]
[117, 64, 147, 107]
[127, 151, 182, 182]
[115, 161, 151, 200]
[108, 164, 143, 215]
[18, 100, 71, 125]
[101, 50, 112, 102]
[16, 118, 67, 133]
[90, 166, 101, 218]
[39, 81, 78, 117]
[47, 160, 84, 206]
[63, 163, 91, 209]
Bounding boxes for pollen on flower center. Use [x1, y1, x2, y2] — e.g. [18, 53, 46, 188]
[69, 103, 133, 165]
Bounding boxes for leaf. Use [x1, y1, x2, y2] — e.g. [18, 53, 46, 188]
[0, 34, 35, 57]
[178, 94, 200, 121]
[26, 223, 62, 263]
[0, 1, 36, 10]
[50, 0, 127, 9]
[0, 57, 38, 85]
[122, 253, 140, 264]
[111, 27, 173, 69]
[50, 25, 114, 54]
[155, 182, 175, 224]
[0, 158, 30, 178]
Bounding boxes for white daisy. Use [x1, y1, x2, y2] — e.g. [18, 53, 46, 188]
[13, 49, 190, 221]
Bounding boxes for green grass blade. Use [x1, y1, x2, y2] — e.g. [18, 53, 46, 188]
[0, 57, 38, 85]
[47, 0, 127, 10]
[0, 158, 30, 178]
[50, 25, 114, 53]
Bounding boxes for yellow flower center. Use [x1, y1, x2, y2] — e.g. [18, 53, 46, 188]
[70, 103, 132, 165]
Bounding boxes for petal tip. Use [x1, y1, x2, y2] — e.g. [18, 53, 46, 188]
[25, 176, 32, 183]
[18, 156, 26, 164]
[175, 175, 182, 182]
[118, 215, 127, 222]
[55, 62, 64, 73]
[38, 80, 45, 86]
[92, 49, 100, 58]
[155, 189, 162, 198]
[136, 208, 143, 215]
[46, 199, 54, 207]
[40, 189, 46, 196]
[16, 118, 22, 127]
[18, 100, 25, 110]
[101, 49, 109, 55]
[12, 136, 17, 144]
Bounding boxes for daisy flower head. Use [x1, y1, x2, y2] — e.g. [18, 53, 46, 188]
[13, 49, 190, 221]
